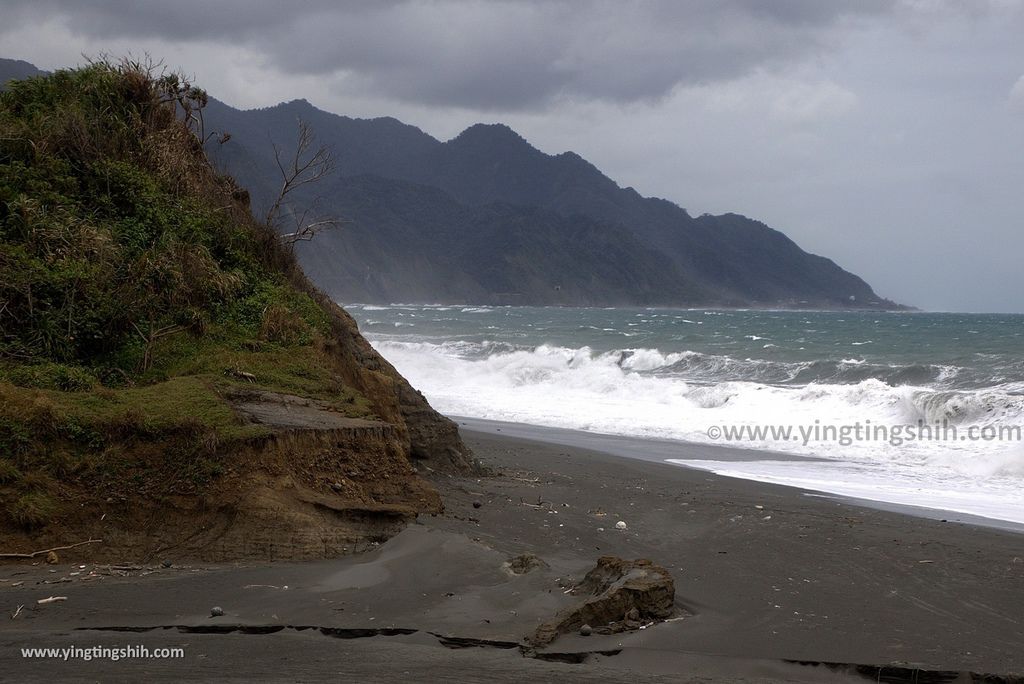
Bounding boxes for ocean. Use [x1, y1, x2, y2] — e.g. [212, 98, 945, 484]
[347, 305, 1024, 525]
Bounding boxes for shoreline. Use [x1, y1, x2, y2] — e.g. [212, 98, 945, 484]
[455, 415, 1024, 533]
[442, 429, 1024, 676]
[4, 425, 1023, 681]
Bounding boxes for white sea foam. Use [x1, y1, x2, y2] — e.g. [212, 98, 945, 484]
[666, 458, 1024, 525]
[369, 337, 1024, 523]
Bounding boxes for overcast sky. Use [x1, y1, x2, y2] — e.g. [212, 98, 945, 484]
[1, 1, 1022, 311]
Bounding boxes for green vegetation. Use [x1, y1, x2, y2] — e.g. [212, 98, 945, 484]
[0, 59, 367, 529]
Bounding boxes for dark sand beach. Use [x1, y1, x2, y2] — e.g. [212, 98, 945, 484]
[3, 426, 1023, 683]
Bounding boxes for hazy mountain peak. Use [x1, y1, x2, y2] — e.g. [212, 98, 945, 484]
[451, 122, 532, 148]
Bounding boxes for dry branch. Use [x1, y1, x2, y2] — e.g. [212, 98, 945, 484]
[37, 596, 67, 605]
[264, 119, 339, 247]
[0, 539, 103, 559]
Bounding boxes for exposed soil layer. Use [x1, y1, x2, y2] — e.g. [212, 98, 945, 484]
[0, 390, 445, 562]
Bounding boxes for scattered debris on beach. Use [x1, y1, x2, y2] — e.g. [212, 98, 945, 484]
[0, 539, 103, 561]
[36, 596, 67, 605]
[503, 553, 548, 575]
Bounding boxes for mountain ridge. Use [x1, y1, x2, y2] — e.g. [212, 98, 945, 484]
[1, 57, 904, 309]
[214, 98, 899, 308]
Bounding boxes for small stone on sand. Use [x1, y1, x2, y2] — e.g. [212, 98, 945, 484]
[210, 606, 224, 617]
[580, 624, 592, 636]
[615, 521, 628, 530]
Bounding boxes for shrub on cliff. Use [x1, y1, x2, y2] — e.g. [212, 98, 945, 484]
[0, 59, 315, 375]
[0, 60, 366, 529]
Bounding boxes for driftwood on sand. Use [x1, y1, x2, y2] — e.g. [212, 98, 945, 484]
[0, 539, 103, 559]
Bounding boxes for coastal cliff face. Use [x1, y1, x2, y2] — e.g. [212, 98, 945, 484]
[0, 61, 470, 562]
[314, 296, 471, 470]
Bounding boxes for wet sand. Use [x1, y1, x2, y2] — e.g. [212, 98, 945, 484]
[458, 416, 1024, 533]
[2, 427, 1023, 682]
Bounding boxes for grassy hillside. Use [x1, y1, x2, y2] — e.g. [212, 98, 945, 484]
[0, 61, 417, 535]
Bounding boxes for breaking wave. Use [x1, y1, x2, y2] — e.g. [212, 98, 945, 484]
[369, 339, 1024, 477]
[351, 305, 1024, 524]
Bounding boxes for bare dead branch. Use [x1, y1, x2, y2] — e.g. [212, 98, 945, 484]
[37, 596, 68, 605]
[265, 119, 338, 242]
[0, 539, 103, 559]
[279, 217, 343, 245]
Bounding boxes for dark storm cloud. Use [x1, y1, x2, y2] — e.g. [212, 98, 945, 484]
[2, 0, 897, 110]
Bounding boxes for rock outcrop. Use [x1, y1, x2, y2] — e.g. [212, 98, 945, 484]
[529, 556, 676, 646]
[313, 298, 473, 472]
